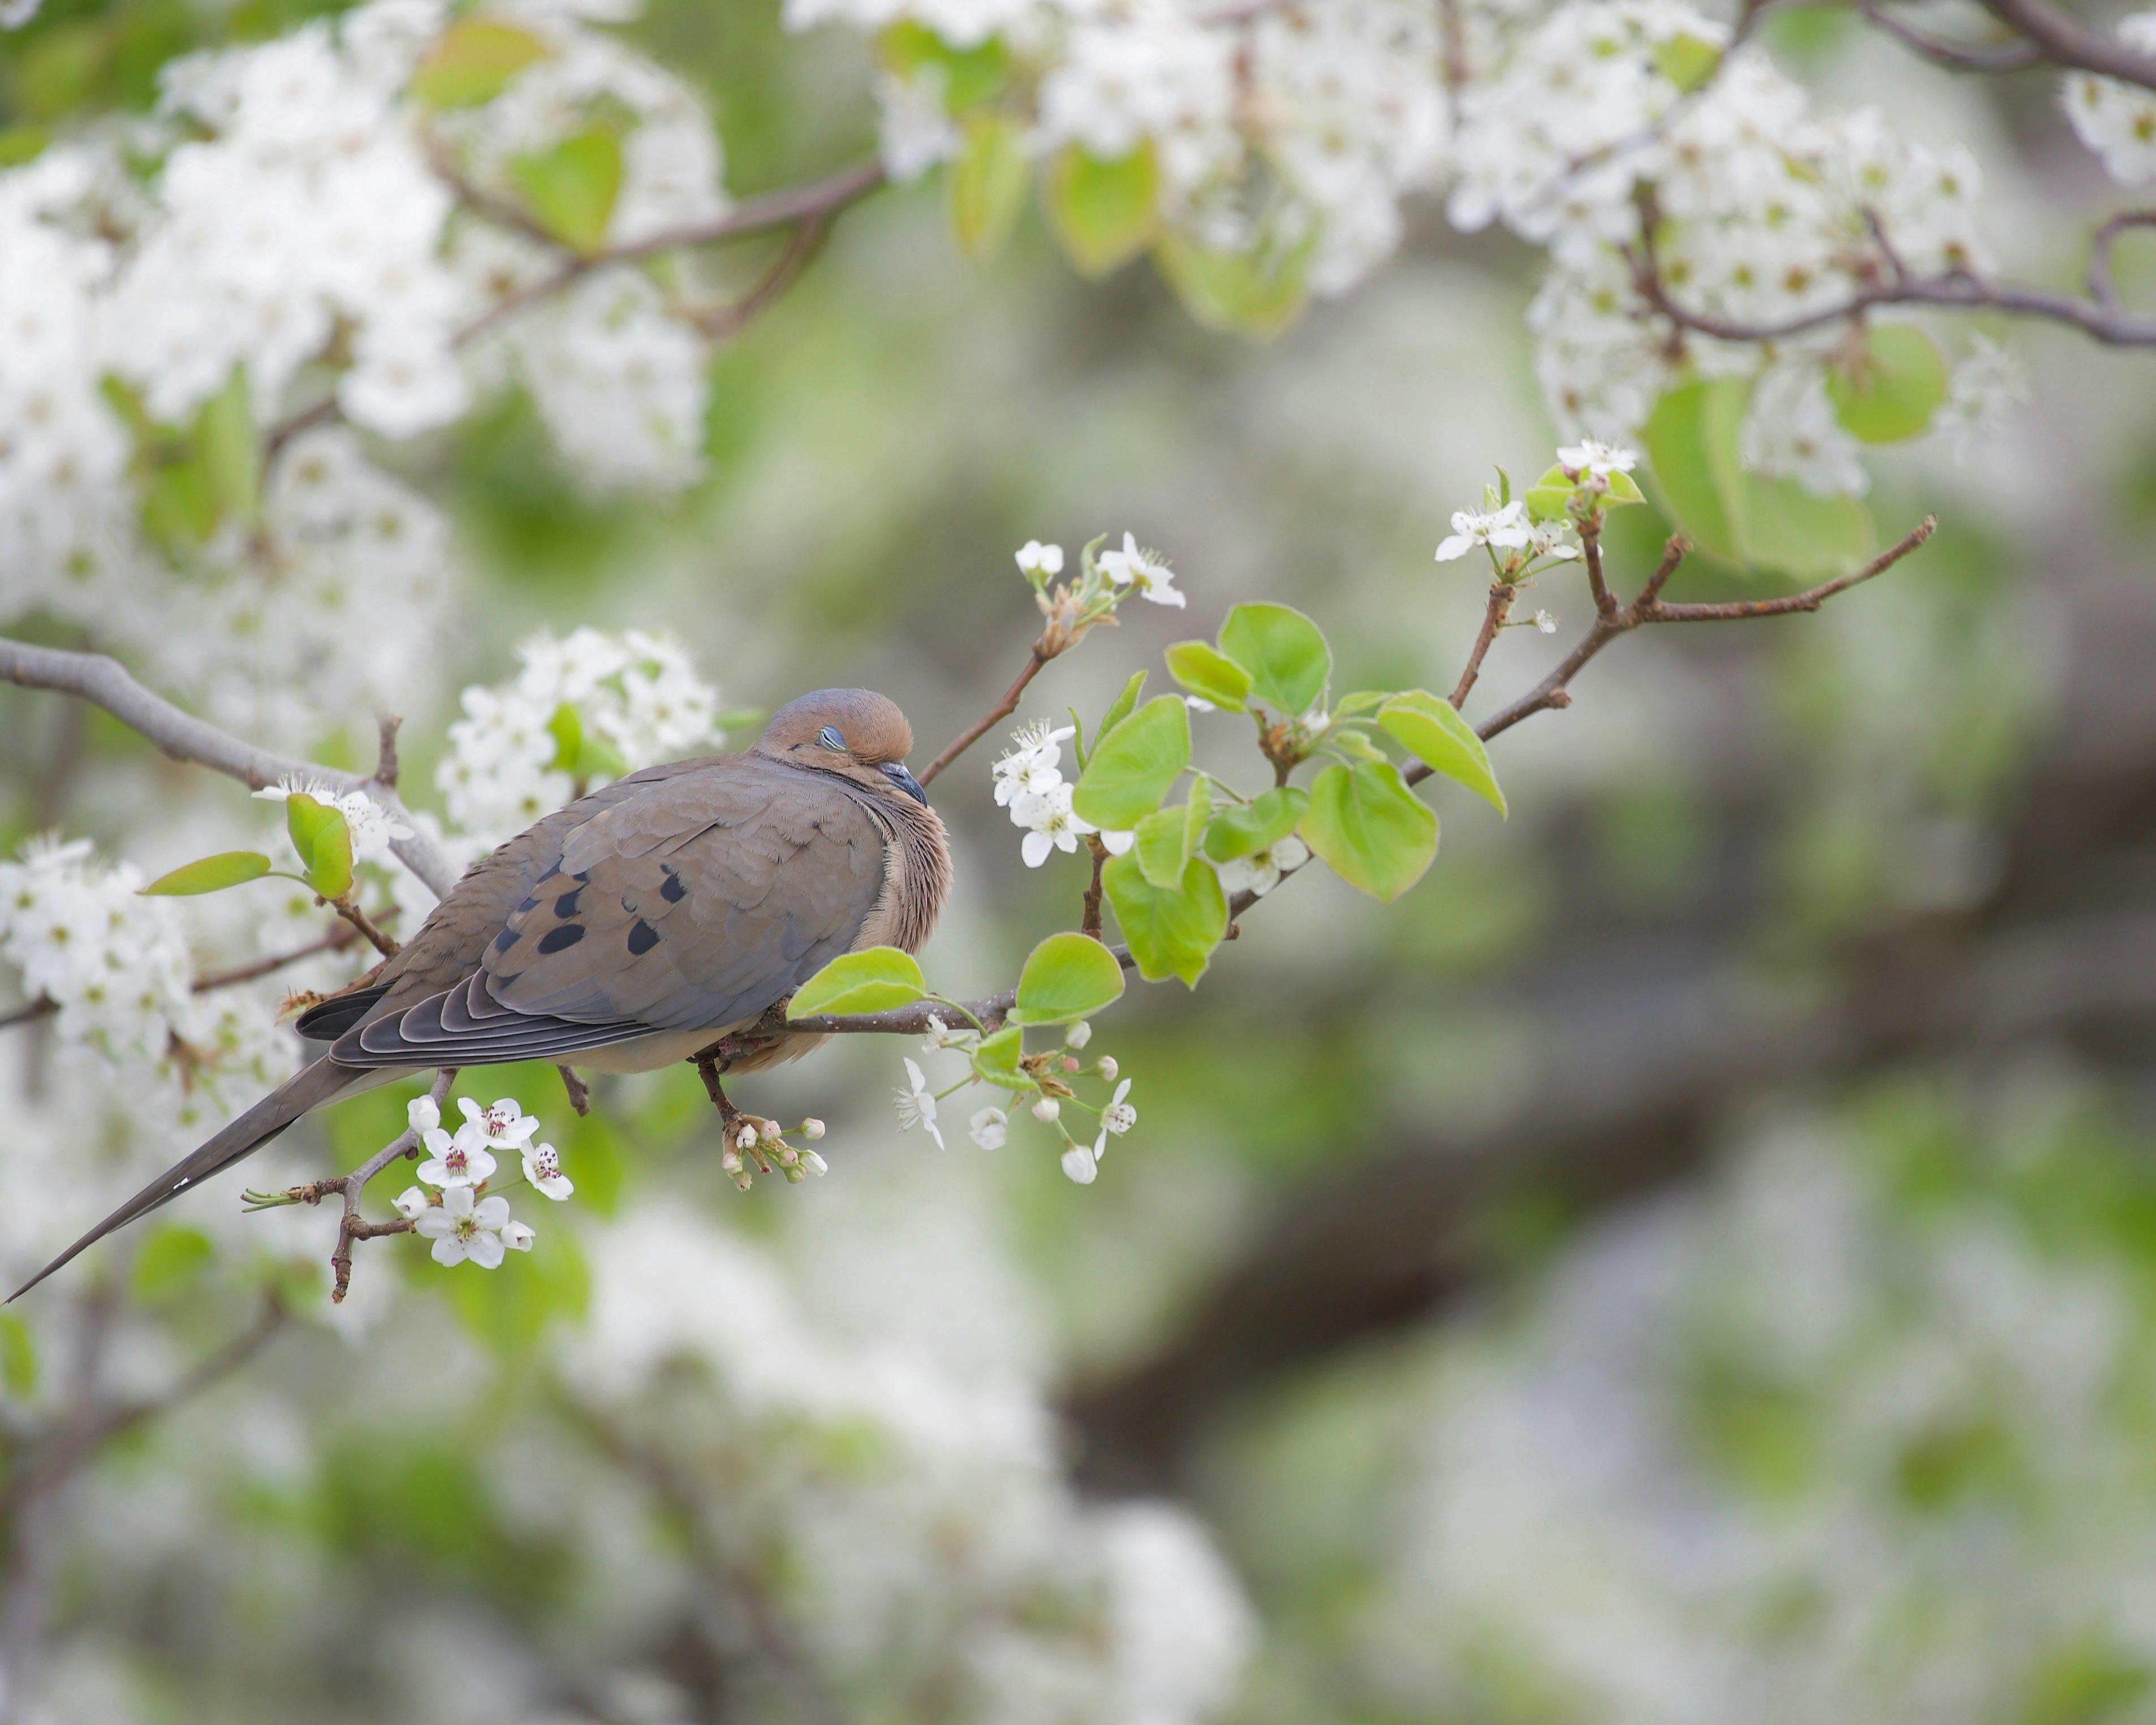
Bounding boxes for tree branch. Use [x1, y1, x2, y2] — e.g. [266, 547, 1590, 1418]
[1976, 0, 2156, 88]
[921, 646, 1051, 787]
[0, 637, 459, 899]
[1855, 0, 2045, 72]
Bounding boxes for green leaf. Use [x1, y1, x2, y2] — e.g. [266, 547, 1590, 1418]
[285, 793, 353, 900]
[143, 455, 215, 550]
[511, 126, 622, 256]
[546, 701, 583, 774]
[1378, 690, 1506, 816]
[1013, 931, 1126, 1024]
[142, 851, 271, 896]
[0, 1312, 34, 1401]
[1204, 787, 1307, 860]
[1165, 640, 1252, 711]
[787, 947, 927, 1019]
[1154, 233, 1308, 338]
[1333, 691, 1392, 718]
[1218, 602, 1331, 717]
[1523, 463, 1644, 523]
[1825, 324, 1950, 444]
[409, 17, 550, 108]
[1642, 378, 1874, 579]
[1300, 761, 1438, 902]
[132, 1223, 214, 1303]
[1072, 696, 1190, 831]
[1653, 32, 1722, 92]
[1102, 850, 1228, 988]
[950, 112, 1029, 262]
[972, 1023, 1025, 1087]
[1097, 670, 1148, 744]
[1133, 806, 1191, 889]
[878, 21, 1010, 112]
[1329, 727, 1390, 763]
[198, 365, 260, 528]
[1045, 144, 1158, 277]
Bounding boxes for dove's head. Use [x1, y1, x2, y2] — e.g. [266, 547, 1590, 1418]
[757, 688, 928, 804]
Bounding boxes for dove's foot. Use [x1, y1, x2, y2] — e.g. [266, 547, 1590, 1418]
[692, 1051, 808, 1189]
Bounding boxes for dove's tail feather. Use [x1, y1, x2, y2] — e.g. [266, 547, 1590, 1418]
[10, 1055, 370, 1302]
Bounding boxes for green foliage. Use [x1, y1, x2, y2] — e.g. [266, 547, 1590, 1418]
[1012, 931, 1126, 1024]
[408, 16, 550, 109]
[1204, 786, 1307, 860]
[1133, 780, 1211, 889]
[1094, 669, 1148, 749]
[284, 792, 354, 899]
[511, 126, 623, 256]
[1044, 145, 1158, 277]
[950, 113, 1029, 262]
[1377, 691, 1506, 816]
[546, 701, 629, 782]
[1524, 461, 1645, 523]
[1154, 233, 1308, 338]
[0, 1310, 35, 1401]
[1643, 378, 1873, 578]
[1102, 849, 1227, 986]
[787, 947, 926, 1019]
[972, 1023, 1025, 1087]
[1072, 695, 1191, 831]
[131, 1223, 215, 1303]
[1165, 639, 1252, 711]
[1826, 324, 1950, 444]
[1217, 602, 1331, 717]
[877, 20, 1009, 112]
[1300, 761, 1438, 901]
[141, 849, 272, 895]
[197, 365, 261, 528]
[1653, 31, 1723, 91]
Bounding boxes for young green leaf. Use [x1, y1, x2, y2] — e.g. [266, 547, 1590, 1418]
[1299, 761, 1438, 902]
[546, 701, 584, 774]
[1013, 931, 1127, 1024]
[878, 20, 1010, 112]
[1332, 691, 1392, 718]
[409, 16, 550, 107]
[950, 113, 1029, 262]
[0, 1310, 34, 1400]
[1097, 670, 1147, 743]
[1217, 602, 1331, 717]
[1072, 696, 1191, 831]
[972, 1023, 1026, 1087]
[1165, 640, 1252, 711]
[1377, 690, 1506, 816]
[1154, 233, 1308, 338]
[132, 1223, 215, 1303]
[1653, 31, 1722, 92]
[787, 947, 928, 1019]
[1102, 849, 1228, 987]
[1133, 805, 1191, 890]
[1825, 324, 1950, 444]
[1045, 144, 1158, 276]
[1204, 787, 1307, 860]
[198, 365, 260, 528]
[141, 851, 273, 896]
[285, 793, 354, 900]
[511, 126, 623, 256]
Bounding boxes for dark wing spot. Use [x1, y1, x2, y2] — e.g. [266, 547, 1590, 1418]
[627, 919, 659, 955]
[537, 861, 562, 883]
[492, 927, 519, 954]
[571, 870, 589, 883]
[554, 888, 582, 917]
[660, 869, 685, 903]
[515, 893, 540, 914]
[537, 924, 585, 954]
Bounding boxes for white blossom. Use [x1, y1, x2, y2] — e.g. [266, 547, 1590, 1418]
[414, 1125, 497, 1189]
[968, 1107, 1008, 1149]
[1061, 1141, 1099, 1184]
[1215, 834, 1310, 899]
[895, 1056, 945, 1149]
[459, 1094, 541, 1152]
[413, 1183, 513, 1268]
[521, 1142, 574, 1202]
[1096, 532, 1186, 607]
[1015, 538, 1064, 578]
[1435, 501, 1534, 562]
[1101, 1078, 1136, 1137]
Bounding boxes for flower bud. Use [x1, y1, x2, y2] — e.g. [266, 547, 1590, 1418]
[1096, 1056, 1119, 1081]
[1031, 1096, 1060, 1123]
[803, 1118, 826, 1141]
[1067, 1020, 1093, 1049]
[736, 1123, 758, 1149]
[803, 1149, 830, 1177]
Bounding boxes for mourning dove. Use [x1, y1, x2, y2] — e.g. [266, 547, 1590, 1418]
[14, 689, 950, 1299]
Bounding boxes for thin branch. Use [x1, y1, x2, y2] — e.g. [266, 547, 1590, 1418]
[1855, 0, 2044, 71]
[372, 713, 402, 792]
[689, 215, 833, 343]
[920, 646, 1051, 787]
[2090, 208, 2156, 308]
[1976, 0, 2156, 89]
[1081, 837, 1109, 939]
[327, 895, 400, 959]
[1581, 520, 1619, 622]
[1450, 580, 1519, 708]
[0, 637, 459, 898]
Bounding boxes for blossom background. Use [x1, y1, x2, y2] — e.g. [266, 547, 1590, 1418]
[4, 0, 2156, 1719]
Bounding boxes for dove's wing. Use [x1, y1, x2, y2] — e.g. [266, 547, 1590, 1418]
[331, 758, 892, 1068]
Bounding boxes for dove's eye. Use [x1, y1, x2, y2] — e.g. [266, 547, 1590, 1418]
[818, 726, 847, 752]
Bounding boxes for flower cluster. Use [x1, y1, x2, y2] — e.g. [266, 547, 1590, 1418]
[393, 1093, 564, 1269]
[437, 626, 725, 843]
[2063, 12, 2156, 185]
[994, 720, 1138, 867]
[898, 1016, 1132, 1184]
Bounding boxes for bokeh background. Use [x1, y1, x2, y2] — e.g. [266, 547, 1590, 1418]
[6, 0, 2156, 1720]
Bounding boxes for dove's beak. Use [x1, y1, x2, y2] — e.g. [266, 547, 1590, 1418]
[883, 761, 929, 805]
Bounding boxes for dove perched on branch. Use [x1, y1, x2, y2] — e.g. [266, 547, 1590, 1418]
[14, 689, 950, 1300]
